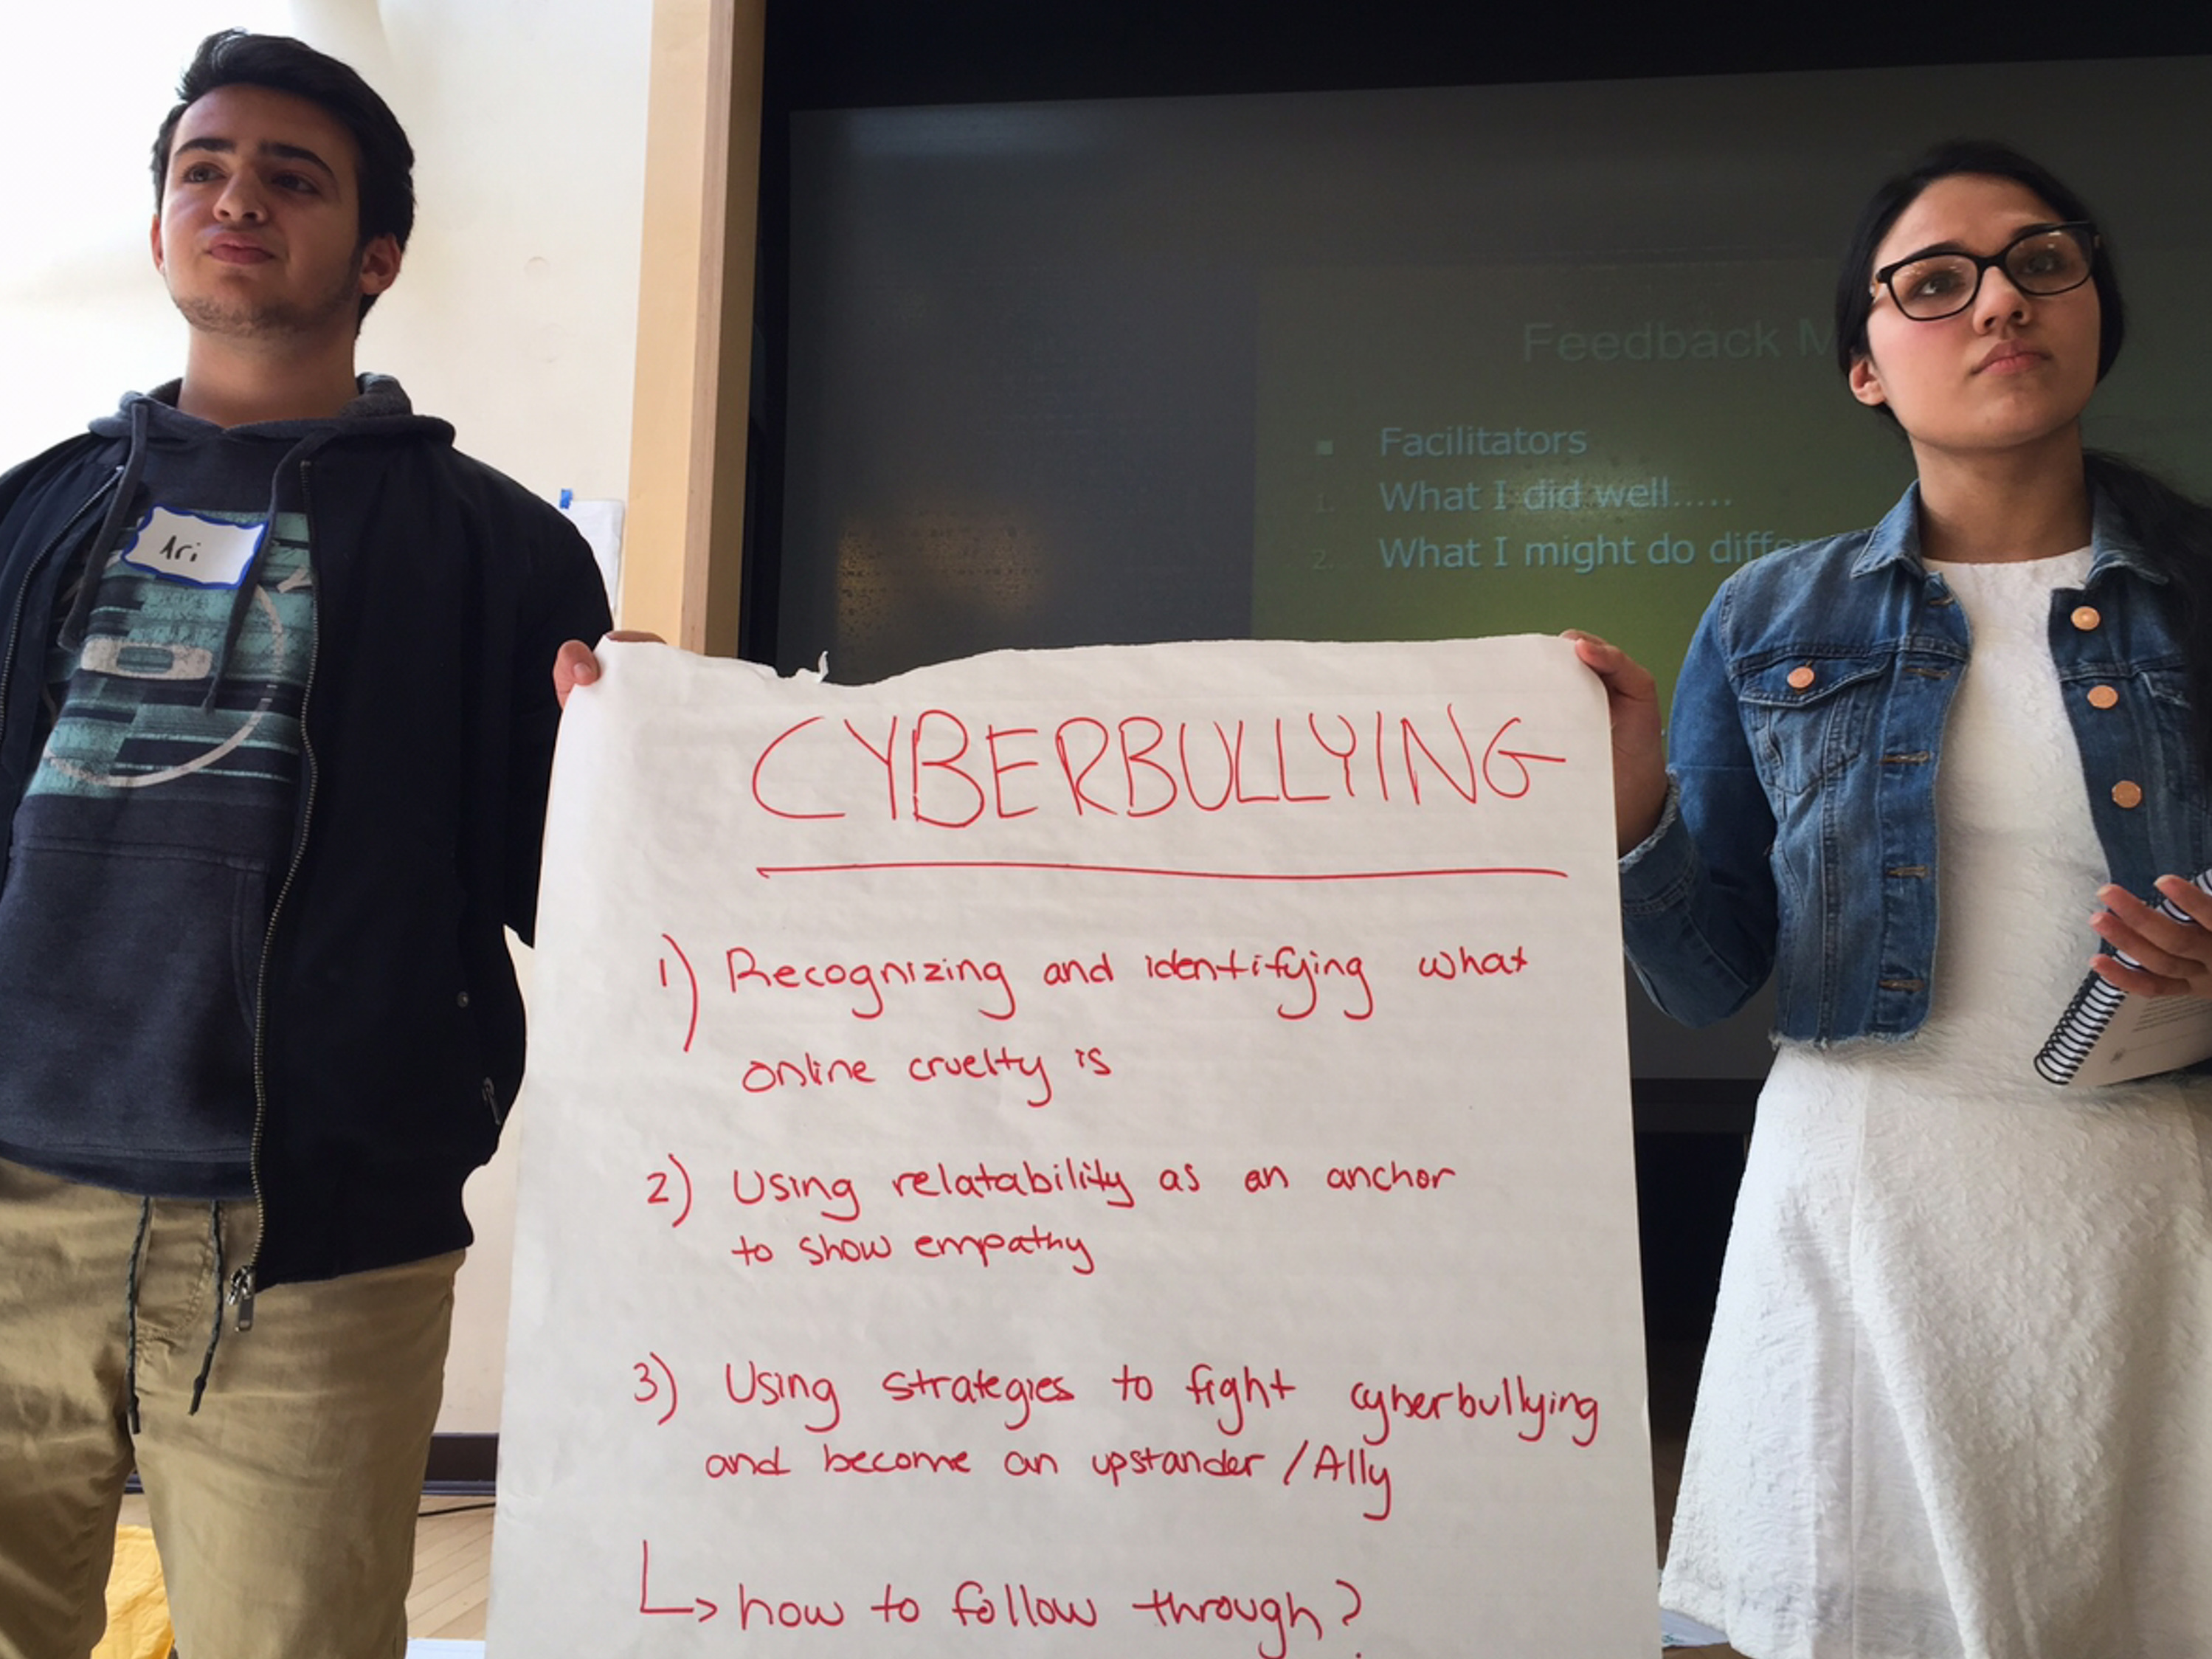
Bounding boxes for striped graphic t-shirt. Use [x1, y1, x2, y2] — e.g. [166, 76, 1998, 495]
[34, 505, 312, 818]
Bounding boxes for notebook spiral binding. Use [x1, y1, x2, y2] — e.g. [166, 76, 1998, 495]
[2033, 872, 2212, 1085]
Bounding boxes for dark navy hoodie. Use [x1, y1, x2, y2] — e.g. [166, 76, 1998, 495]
[0, 376, 610, 1285]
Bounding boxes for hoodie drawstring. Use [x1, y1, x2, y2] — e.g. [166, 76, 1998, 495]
[122, 1197, 151, 1435]
[203, 430, 334, 707]
[122, 1198, 234, 1431]
[61, 399, 154, 657]
[187, 1203, 227, 1413]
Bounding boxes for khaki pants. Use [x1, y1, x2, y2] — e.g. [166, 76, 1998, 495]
[0, 1157, 459, 1659]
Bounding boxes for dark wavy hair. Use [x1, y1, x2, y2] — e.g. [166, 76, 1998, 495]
[151, 30, 415, 324]
[1833, 139, 2123, 385]
[1835, 138, 2212, 782]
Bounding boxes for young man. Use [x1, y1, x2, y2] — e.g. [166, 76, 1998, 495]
[0, 32, 612, 1658]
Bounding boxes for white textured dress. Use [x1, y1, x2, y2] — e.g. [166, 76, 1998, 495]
[1659, 551, 2212, 1658]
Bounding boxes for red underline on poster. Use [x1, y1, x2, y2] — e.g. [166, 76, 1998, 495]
[756, 861, 1569, 883]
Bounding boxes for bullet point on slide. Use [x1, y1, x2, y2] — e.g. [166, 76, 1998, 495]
[1314, 439, 1334, 455]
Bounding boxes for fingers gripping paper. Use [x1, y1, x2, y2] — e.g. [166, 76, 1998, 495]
[491, 636, 1655, 1655]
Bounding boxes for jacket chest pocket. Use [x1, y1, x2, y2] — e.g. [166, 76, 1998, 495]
[1737, 650, 1893, 798]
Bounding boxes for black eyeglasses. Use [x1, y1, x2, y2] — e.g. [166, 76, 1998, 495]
[1871, 221, 2099, 322]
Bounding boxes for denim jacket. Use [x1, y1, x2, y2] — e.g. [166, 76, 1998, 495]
[1620, 483, 2210, 1042]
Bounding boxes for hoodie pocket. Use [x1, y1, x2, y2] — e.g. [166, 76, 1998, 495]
[0, 838, 266, 1159]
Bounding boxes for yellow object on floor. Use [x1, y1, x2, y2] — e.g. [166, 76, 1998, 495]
[93, 1525, 173, 1659]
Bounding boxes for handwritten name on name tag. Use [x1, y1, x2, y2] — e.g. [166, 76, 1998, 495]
[120, 507, 266, 590]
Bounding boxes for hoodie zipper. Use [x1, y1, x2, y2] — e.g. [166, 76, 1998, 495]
[0, 477, 117, 746]
[230, 455, 324, 1331]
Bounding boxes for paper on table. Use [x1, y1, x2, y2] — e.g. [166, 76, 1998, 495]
[488, 635, 1655, 1655]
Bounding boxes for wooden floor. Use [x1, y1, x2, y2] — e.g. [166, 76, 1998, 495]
[113, 1493, 499, 1645]
[406, 1500, 499, 1641]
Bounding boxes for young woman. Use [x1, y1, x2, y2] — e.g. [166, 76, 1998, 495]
[1572, 142, 2212, 1657]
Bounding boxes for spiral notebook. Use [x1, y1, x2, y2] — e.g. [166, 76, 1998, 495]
[2035, 871, 2212, 1086]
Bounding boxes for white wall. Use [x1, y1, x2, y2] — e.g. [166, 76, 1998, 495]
[1, 0, 656, 1432]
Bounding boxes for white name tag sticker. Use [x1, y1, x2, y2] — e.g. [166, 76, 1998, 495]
[119, 507, 266, 589]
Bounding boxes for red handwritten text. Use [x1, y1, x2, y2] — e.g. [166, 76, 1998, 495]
[820, 1444, 972, 1475]
[1130, 1586, 1324, 1659]
[1324, 1161, 1456, 1193]
[1146, 946, 1375, 1020]
[733, 1167, 862, 1222]
[748, 706, 1568, 826]
[702, 1448, 788, 1478]
[1282, 1439, 1393, 1521]
[880, 1368, 1075, 1432]
[907, 1046, 1053, 1108]
[912, 1228, 1096, 1276]
[891, 1156, 1133, 1210]
[725, 1361, 841, 1431]
[740, 1053, 874, 1094]
[734, 1587, 845, 1629]
[1091, 1445, 1268, 1486]
[1417, 943, 1531, 980]
[951, 1581, 1100, 1629]
[1186, 1364, 1297, 1436]
[725, 944, 1016, 1021]
[797, 1232, 895, 1267]
[1347, 1373, 1600, 1448]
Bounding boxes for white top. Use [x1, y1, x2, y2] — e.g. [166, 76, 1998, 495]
[1660, 550, 2212, 1658]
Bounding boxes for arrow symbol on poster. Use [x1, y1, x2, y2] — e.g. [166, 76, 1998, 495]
[639, 1539, 719, 1620]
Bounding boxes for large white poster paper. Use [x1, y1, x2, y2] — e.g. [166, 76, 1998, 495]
[491, 636, 1654, 1655]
